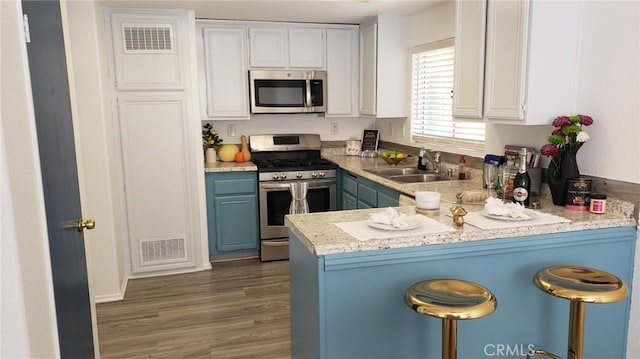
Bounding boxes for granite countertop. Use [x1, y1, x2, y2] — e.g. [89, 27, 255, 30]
[204, 161, 257, 172]
[284, 155, 637, 256]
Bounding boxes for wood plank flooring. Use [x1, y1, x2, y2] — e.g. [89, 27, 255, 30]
[96, 259, 291, 359]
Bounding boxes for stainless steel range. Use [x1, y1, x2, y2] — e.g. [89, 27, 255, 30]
[250, 134, 337, 261]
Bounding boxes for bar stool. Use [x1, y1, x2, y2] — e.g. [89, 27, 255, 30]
[527, 265, 628, 359]
[405, 279, 497, 359]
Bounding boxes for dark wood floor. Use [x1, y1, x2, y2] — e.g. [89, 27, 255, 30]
[96, 259, 291, 359]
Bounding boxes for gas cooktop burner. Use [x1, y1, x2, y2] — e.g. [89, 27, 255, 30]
[253, 158, 337, 172]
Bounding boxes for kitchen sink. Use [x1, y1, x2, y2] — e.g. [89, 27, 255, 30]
[388, 174, 452, 183]
[364, 167, 455, 183]
[363, 167, 422, 176]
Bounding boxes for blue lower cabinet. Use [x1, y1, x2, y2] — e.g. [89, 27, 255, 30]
[339, 170, 400, 209]
[290, 227, 637, 359]
[205, 172, 259, 255]
[342, 192, 357, 210]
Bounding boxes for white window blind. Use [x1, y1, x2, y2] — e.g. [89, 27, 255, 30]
[410, 39, 485, 156]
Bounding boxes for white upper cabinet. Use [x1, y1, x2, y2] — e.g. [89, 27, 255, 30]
[359, 16, 409, 118]
[288, 27, 325, 68]
[197, 23, 249, 119]
[249, 27, 287, 68]
[484, 0, 581, 124]
[108, 11, 185, 90]
[248, 25, 326, 69]
[359, 23, 377, 116]
[453, 0, 486, 119]
[326, 27, 359, 117]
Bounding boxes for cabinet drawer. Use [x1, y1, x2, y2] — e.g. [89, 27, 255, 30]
[214, 178, 256, 195]
[342, 174, 358, 196]
[358, 182, 377, 207]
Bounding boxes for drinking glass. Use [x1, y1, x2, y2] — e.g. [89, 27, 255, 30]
[483, 163, 498, 196]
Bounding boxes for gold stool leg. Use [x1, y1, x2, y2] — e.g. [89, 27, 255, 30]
[442, 318, 457, 359]
[567, 300, 586, 359]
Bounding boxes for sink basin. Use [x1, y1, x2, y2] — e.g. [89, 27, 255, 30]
[363, 167, 422, 176]
[387, 174, 453, 183]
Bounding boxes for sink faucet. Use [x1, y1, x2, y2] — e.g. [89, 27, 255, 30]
[420, 150, 441, 173]
[432, 151, 441, 173]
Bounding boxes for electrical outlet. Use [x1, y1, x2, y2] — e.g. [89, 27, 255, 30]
[227, 124, 236, 137]
[330, 122, 339, 135]
[401, 124, 406, 138]
[388, 122, 394, 137]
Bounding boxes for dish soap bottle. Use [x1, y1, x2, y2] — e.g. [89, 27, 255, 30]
[458, 155, 467, 180]
[418, 147, 427, 170]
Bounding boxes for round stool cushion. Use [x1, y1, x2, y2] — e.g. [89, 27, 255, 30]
[405, 279, 497, 320]
[533, 265, 628, 303]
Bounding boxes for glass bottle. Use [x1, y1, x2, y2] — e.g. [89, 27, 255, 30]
[512, 148, 531, 206]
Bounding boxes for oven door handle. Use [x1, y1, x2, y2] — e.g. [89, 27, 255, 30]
[260, 182, 293, 190]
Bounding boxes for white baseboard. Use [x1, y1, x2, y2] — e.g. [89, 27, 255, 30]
[94, 276, 128, 303]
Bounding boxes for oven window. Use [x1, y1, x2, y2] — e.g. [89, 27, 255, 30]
[255, 80, 305, 107]
[265, 186, 333, 226]
[266, 190, 292, 226]
[308, 187, 331, 213]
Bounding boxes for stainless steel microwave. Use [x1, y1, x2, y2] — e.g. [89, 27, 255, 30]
[249, 70, 327, 114]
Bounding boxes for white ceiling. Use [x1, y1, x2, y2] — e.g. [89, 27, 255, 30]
[98, 0, 446, 24]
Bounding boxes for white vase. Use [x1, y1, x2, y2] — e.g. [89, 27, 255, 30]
[205, 147, 217, 163]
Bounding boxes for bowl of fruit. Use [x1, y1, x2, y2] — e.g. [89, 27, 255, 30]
[380, 150, 410, 166]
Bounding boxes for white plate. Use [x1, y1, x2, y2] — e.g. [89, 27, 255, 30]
[367, 218, 422, 231]
[482, 209, 537, 221]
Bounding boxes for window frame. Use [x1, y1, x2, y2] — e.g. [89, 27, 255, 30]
[409, 38, 485, 158]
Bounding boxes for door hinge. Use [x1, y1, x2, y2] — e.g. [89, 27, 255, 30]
[23, 14, 31, 43]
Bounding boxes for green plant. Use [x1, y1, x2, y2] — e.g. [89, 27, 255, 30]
[202, 123, 223, 148]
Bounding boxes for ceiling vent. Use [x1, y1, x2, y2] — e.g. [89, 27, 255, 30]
[122, 24, 174, 54]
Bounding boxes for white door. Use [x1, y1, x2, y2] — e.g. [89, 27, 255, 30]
[117, 93, 197, 273]
[288, 27, 325, 68]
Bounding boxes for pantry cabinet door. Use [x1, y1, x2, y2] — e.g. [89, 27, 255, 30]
[116, 93, 198, 272]
[201, 26, 249, 119]
[483, 0, 529, 120]
[288, 27, 325, 68]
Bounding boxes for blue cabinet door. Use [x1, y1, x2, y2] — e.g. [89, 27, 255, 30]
[377, 190, 399, 207]
[205, 173, 217, 254]
[205, 172, 259, 255]
[342, 192, 357, 210]
[214, 194, 259, 251]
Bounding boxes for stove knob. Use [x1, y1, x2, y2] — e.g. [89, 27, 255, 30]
[272, 173, 279, 180]
[319, 171, 326, 178]
[296, 172, 303, 179]
[279, 174, 288, 180]
[311, 172, 317, 178]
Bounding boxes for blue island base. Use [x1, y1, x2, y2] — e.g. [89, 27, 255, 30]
[290, 227, 636, 359]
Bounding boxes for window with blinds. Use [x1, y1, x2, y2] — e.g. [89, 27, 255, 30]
[410, 39, 485, 156]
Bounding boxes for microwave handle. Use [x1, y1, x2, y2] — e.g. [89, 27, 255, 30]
[305, 79, 312, 108]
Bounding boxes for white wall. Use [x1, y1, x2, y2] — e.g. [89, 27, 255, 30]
[0, 0, 60, 356]
[205, 115, 374, 144]
[63, 0, 126, 302]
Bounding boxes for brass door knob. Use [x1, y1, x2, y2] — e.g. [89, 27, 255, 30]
[77, 219, 96, 232]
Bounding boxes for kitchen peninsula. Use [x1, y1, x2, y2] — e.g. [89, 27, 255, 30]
[286, 156, 637, 359]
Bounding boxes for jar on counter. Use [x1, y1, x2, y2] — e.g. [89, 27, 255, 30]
[589, 194, 607, 214]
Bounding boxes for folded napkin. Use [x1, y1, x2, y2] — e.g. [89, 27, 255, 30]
[369, 207, 412, 229]
[484, 197, 530, 219]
